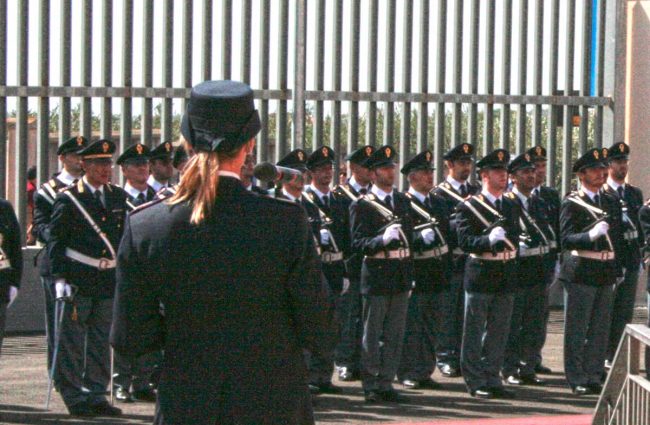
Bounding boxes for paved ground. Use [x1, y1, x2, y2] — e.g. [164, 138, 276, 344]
[0, 308, 647, 425]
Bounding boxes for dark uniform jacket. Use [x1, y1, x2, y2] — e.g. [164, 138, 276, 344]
[125, 186, 156, 212]
[334, 181, 371, 281]
[32, 175, 74, 277]
[350, 190, 414, 296]
[0, 199, 23, 303]
[110, 177, 333, 425]
[602, 182, 644, 269]
[405, 191, 452, 293]
[455, 193, 520, 293]
[305, 188, 349, 293]
[559, 189, 623, 287]
[48, 180, 128, 298]
[638, 200, 650, 290]
[535, 186, 561, 248]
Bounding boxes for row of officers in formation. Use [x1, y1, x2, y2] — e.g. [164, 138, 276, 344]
[0, 131, 647, 417]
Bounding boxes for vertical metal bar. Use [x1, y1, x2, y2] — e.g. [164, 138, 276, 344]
[258, 0, 270, 162]
[293, 0, 307, 149]
[276, 0, 289, 160]
[562, 0, 576, 196]
[59, 0, 71, 144]
[222, 0, 232, 80]
[37, 0, 51, 185]
[330, 0, 342, 163]
[16, 0, 28, 233]
[417, 0, 430, 154]
[161, 0, 173, 144]
[434, 0, 447, 183]
[182, 0, 193, 112]
[399, 0, 413, 190]
[500, 0, 513, 151]
[142, 0, 154, 147]
[202, 0, 213, 81]
[241, 0, 252, 84]
[483, 0, 495, 155]
[121, 0, 133, 155]
[0, 0, 6, 197]
[80, 0, 93, 139]
[579, 0, 592, 154]
[516, 0, 529, 155]
[603, 0, 626, 147]
[383, 0, 396, 147]
[451, 0, 463, 151]
[366, 0, 379, 147]
[532, 0, 544, 148]
[100, 0, 113, 140]
[468, 0, 480, 150]
[595, 0, 606, 147]
[313, 0, 326, 149]
[547, 0, 560, 186]
[348, 0, 360, 155]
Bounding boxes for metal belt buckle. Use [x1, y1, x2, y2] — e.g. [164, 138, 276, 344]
[397, 248, 409, 260]
[98, 258, 111, 271]
[322, 252, 331, 263]
[432, 247, 441, 258]
[600, 251, 609, 261]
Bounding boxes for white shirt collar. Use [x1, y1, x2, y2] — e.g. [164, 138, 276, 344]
[581, 186, 599, 202]
[282, 188, 299, 202]
[371, 185, 393, 201]
[82, 176, 104, 195]
[511, 187, 529, 209]
[481, 189, 501, 205]
[446, 175, 466, 192]
[408, 187, 427, 204]
[607, 177, 624, 191]
[349, 176, 370, 193]
[124, 182, 148, 199]
[308, 184, 330, 201]
[218, 170, 241, 180]
[147, 175, 168, 192]
[57, 169, 77, 186]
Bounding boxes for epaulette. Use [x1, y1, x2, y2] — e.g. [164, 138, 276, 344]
[130, 196, 167, 215]
[77, 179, 85, 193]
[48, 179, 58, 189]
[439, 181, 452, 190]
[505, 192, 516, 200]
[361, 193, 377, 202]
[105, 183, 114, 193]
[304, 191, 316, 202]
[644, 198, 650, 206]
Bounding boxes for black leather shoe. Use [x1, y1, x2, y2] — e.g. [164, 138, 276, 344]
[519, 373, 546, 386]
[68, 401, 97, 417]
[316, 382, 343, 394]
[505, 375, 523, 385]
[114, 387, 134, 403]
[470, 387, 492, 399]
[133, 387, 157, 402]
[419, 378, 441, 390]
[402, 379, 420, 389]
[571, 385, 592, 396]
[89, 401, 122, 417]
[364, 390, 380, 403]
[308, 384, 320, 394]
[338, 368, 360, 382]
[490, 386, 516, 399]
[440, 364, 461, 377]
[534, 364, 553, 374]
[379, 389, 402, 403]
[587, 383, 603, 394]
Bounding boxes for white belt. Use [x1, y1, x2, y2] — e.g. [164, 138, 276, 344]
[367, 248, 411, 260]
[0, 258, 11, 270]
[570, 250, 615, 261]
[470, 250, 516, 261]
[453, 248, 465, 256]
[321, 251, 344, 263]
[518, 246, 549, 257]
[65, 248, 116, 270]
[624, 230, 639, 241]
[414, 244, 449, 260]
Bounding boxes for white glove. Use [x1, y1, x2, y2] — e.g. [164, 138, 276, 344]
[421, 228, 435, 245]
[55, 279, 72, 299]
[340, 278, 350, 295]
[7, 286, 18, 308]
[320, 228, 331, 245]
[588, 221, 609, 241]
[382, 224, 402, 246]
[488, 226, 506, 246]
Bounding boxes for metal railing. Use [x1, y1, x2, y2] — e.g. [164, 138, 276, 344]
[594, 324, 650, 425]
[0, 0, 626, 236]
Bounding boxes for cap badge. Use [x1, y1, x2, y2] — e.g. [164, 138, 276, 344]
[594, 150, 599, 159]
[297, 151, 304, 161]
[425, 151, 431, 162]
[322, 147, 329, 157]
[497, 151, 504, 162]
[102, 142, 110, 153]
[536, 146, 542, 155]
[524, 153, 530, 162]
[602, 148, 608, 158]
[463, 144, 469, 154]
[136, 144, 144, 155]
[385, 147, 392, 158]
[619, 144, 625, 153]
[365, 146, 372, 156]
[76, 136, 84, 146]
[165, 142, 171, 152]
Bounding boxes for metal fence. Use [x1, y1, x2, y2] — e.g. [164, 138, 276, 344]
[0, 0, 626, 234]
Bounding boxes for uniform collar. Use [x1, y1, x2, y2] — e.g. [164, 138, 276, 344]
[218, 170, 241, 180]
[481, 189, 501, 205]
[124, 182, 149, 199]
[606, 177, 624, 191]
[282, 188, 299, 202]
[446, 175, 466, 192]
[147, 175, 168, 192]
[407, 187, 427, 204]
[308, 184, 330, 201]
[57, 169, 77, 186]
[371, 185, 393, 201]
[511, 187, 529, 209]
[349, 176, 370, 193]
[82, 176, 104, 195]
[581, 186, 599, 202]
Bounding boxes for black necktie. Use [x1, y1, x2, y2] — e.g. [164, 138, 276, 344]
[617, 186, 624, 199]
[424, 196, 432, 209]
[459, 184, 468, 197]
[136, 192, 146, 205]
[359, 187, 368, 195]
[495, 198, 502, 212]
[94, 190, 104, 208]
[322, 195, 329, 208]
[384, 195, 393, 210]
[594, 194, 601, 206]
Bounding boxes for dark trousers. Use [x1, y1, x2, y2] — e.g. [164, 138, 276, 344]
[41, 277, 56, 370]
[308, 272, 342, 385]
[437, 267, 464, 368]
[56, 295, 114, 408]
[335, 278, 362, 372]
[534, 259, 556, 367]
[461, 291, 514, 391]
[398, 290, 450, 381]
[503, 284, 547, 376]
[563, 281, 614, 387]
[607, 264, 641, 361]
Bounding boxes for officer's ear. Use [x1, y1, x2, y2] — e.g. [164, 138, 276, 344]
[244, 139, 256, 156]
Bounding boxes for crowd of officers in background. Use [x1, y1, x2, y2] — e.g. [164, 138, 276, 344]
[0, 132, 648, 416]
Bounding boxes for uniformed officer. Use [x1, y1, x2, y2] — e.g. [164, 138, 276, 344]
[559, 148, 622, 395]
[118, 144, 156, 212]
[397, 150, 451, 390]
[241, 151, 266, 194]
[431, 143, 480, 377]
[148, 141, 175, 195]
[601, 142, 643, 366]
[456, 149, 519, 399]
[304, 145, 349, 394]
[0, 198, 23, 354]
[525, 145, 561, 375]
[32, 135, 87, 370]
[350, 145, 413, 403]
[48, 139, 127, 416]
[501, 153, 550, 386]
[172, 145, 189, 178]
[637, 196, 650, 379]
[333, 145, 375, 382]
